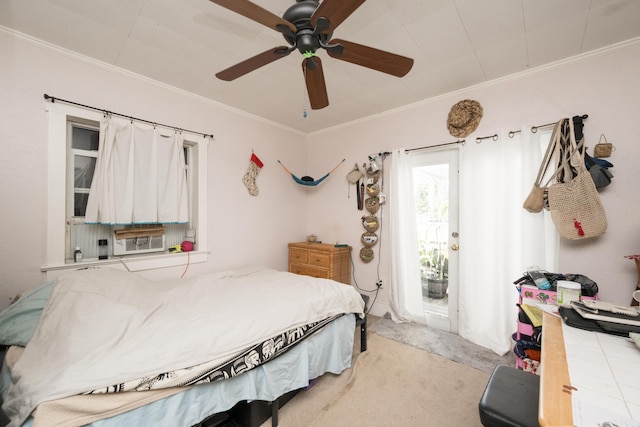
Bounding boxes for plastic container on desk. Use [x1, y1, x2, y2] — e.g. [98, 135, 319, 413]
[517, 284, 598, 306]
[514, 284, 598, 370]
[557, 280, 581, 305]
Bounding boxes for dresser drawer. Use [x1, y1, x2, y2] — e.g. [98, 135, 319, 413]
[289, 247, 308, 264]
[288, 242, 351, 285]
[308, 250, 330, 268]
[289, 264, 330, 279]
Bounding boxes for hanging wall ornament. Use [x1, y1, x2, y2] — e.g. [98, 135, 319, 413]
[346, 163, 364, 199]
[366, 182, 380, 197]
[366, 167, 381, 183]
[277, 159, 345, 187]
[446, 99, 483, 138]
[360, 247, 374, 263]
[346, 163, 363, 184]
[242, 152, 264, 196]
[361, 231, 379, 247]
[362, 215, 379, 232]
[593, 134, 613, 158]
[365, 196, 380, 214]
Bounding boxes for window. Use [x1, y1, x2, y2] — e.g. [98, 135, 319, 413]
[410, 149, 459, 333]
[69, 122, 99, 216]
[45, 102, 208, 273]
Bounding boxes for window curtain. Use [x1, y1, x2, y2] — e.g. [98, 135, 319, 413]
[458, 128, 557, 355]
[85, 117, 188, 225]
[388, 149, 425, 323]
[388, 129, 557, 355]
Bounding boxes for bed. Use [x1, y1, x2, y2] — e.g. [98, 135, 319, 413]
[0, 267, 365, 427]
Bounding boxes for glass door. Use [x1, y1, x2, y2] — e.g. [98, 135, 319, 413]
[411, 148, 459, 333]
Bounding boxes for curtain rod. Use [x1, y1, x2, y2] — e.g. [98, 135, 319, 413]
[405, 139, 465, 153]
[43, 94, 215, 139]
[475, 134, 498, 144]
[530, 114, 588, 133]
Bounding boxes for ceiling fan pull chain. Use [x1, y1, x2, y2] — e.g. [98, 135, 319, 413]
[301, 66, 309, 118]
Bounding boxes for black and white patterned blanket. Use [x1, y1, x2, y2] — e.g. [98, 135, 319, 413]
[88, 315, 341, 393]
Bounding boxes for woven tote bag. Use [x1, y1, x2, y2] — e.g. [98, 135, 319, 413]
[523, 121, 562, 213]
[547, 119, 607, 240]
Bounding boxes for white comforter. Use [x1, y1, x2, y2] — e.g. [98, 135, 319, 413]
[3, 267, 365, 427]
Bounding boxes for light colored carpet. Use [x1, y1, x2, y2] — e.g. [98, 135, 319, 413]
[265, 331, 491, 426]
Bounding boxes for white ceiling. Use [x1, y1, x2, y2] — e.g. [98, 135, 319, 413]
[2, 0, 640, 133]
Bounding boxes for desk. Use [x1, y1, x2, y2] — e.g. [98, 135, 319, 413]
[540, 311, 640, 426]
[540, 312, 573, 426]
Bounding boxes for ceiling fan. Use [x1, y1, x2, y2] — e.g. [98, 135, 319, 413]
[209, 0, 414, 110]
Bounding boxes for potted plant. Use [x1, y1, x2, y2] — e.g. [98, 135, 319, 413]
[414, 172, 449, 299]
[419, 240, 449, 299]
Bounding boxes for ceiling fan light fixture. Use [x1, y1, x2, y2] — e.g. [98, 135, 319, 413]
[209, 0, 414, 109]
[297, 30, 320, 54]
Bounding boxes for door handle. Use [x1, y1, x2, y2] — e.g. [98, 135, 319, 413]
[451, 244, 459, 251]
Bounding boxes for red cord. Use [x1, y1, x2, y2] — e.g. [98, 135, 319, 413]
[180, 251, 190, 278]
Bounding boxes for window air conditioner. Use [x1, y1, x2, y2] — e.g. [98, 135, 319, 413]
[113, 235, 166, 256]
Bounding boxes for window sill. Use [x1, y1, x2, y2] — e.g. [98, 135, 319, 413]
[41, 251, 208, 273]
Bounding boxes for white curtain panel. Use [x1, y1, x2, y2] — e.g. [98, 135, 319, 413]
[458, 128, 557, 355]
[388, 149, 426, 324]
[389, 130, 557, 355]
[85, 118, 188, 225]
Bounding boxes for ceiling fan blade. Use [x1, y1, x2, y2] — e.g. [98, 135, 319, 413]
[302, 57, 329, 110]
[327, 39, 414, 77]
[216, 47, 292, 81]
[311, 0, 365, 34]
[209, 0, 296, 34]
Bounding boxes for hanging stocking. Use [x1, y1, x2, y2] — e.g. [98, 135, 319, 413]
[242, 152, 264, 196]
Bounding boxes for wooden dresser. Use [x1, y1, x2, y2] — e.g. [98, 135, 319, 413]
[288, 242, 351, 284]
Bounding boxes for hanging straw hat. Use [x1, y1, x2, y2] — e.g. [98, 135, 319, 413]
[447, 99, 483, 138]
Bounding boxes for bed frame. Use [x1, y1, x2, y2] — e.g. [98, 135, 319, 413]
[197, 314, 368, 427]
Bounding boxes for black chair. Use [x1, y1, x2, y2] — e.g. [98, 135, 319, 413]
[478, 365, 540, 427]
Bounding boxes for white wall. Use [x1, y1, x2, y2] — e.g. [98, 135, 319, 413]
[3, 27, 640, 314]
[0, 30, 309, 309]
[307, 39, 640, 312]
